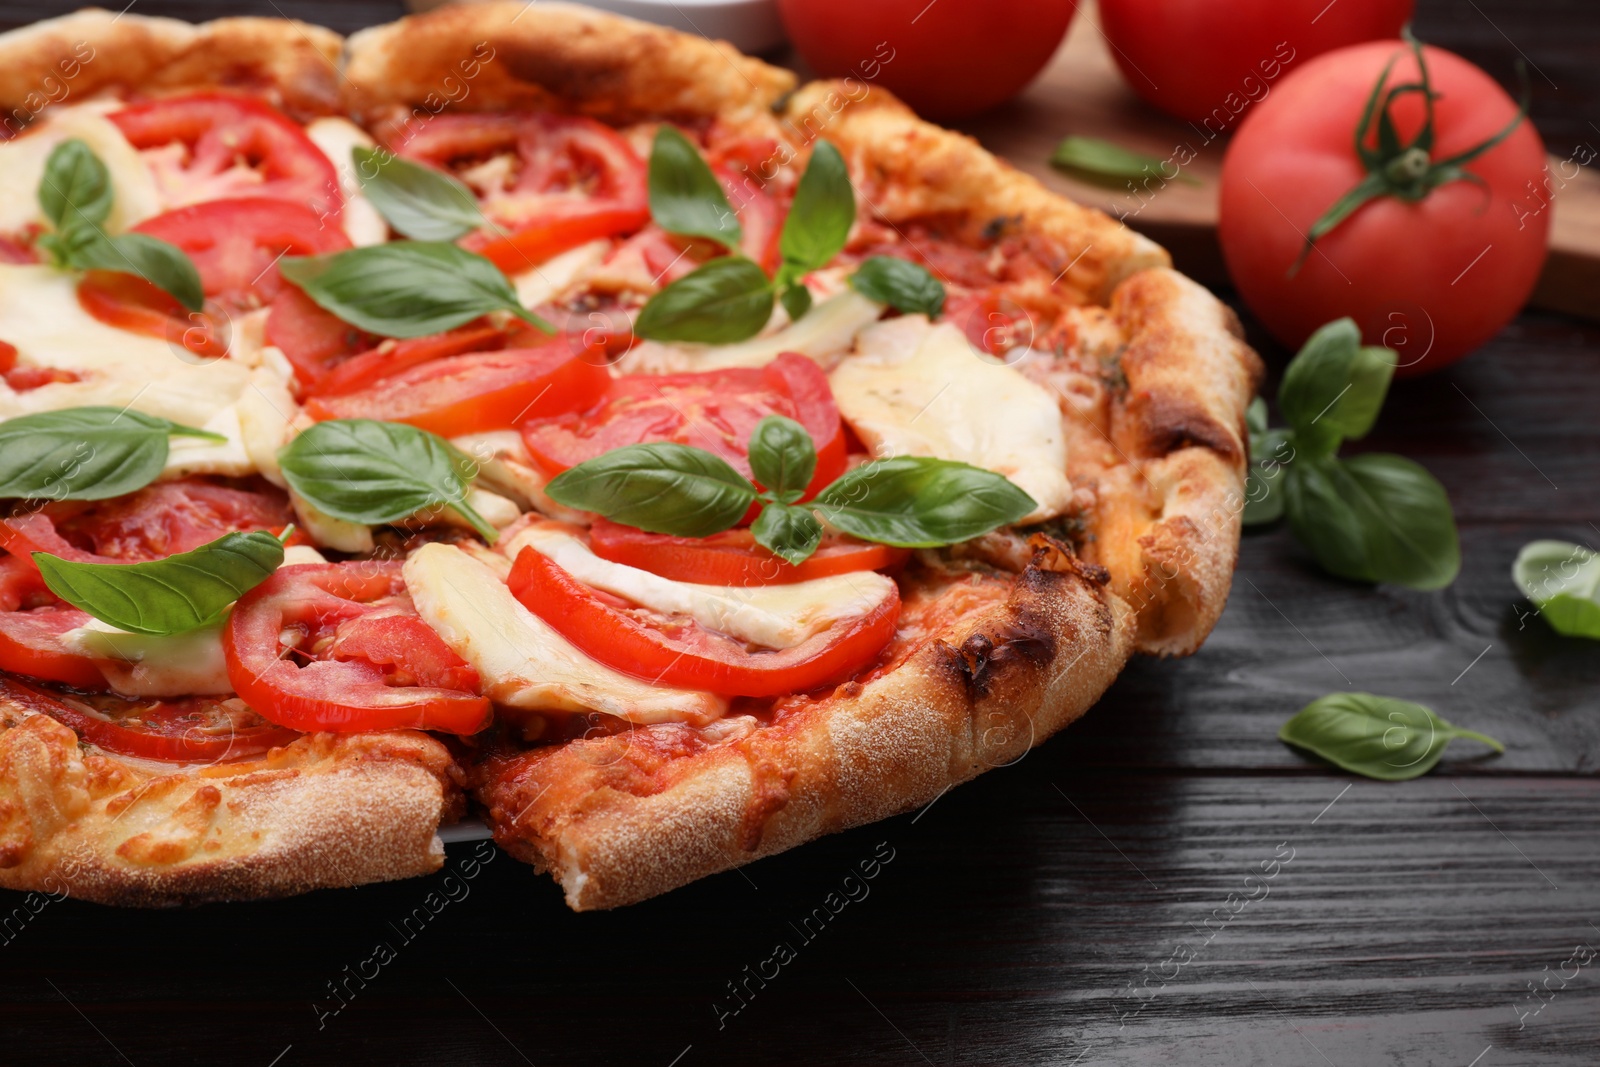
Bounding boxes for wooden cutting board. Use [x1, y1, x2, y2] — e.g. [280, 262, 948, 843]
[956, 1, 1600, 321]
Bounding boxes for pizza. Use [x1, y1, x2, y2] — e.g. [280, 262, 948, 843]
[0, 3, 1261, 909]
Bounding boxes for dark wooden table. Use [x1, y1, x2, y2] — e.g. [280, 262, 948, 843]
[2, 3, 1596, 1065]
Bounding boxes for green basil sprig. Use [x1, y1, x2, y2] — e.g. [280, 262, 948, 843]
[544, 415, 1034, 565]
[648, 126, 742, 252]
[277, 419, 498, 542]
[1243, 318, 1460, 590]
[634, 257, 774, 344]
[849, 256, 945, 318]
[0, 407, 225, 501]
[1278, 692, 1503, 781]
[35, 530, 285, 636]
[351, 146, 487, 241]
[36, 139, 204, 311]
[279, 241, 552, 339]
[1512, 540, 1600, 639]
[1049, 135, 1199, 187]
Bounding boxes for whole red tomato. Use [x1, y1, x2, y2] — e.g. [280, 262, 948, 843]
[776, 0, 1077, 120]
[1219, 40, 1549, 375]
[1098, 0, 1411, 124]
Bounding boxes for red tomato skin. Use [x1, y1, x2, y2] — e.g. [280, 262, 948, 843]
[1219, 42, 1550, 375]
[1098, 0, 1411, 124]
[588, 521, 910, 586]
[777, 0, 1077, 120]
[0, 606, 105, 688]
[304, 339, 613, 437]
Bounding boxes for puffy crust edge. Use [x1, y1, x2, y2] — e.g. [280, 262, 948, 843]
[0, 709, 457, 906]
[480, 545, 1134, 910]
[0, 10, 345, 121]
[342, 0, 794, 129]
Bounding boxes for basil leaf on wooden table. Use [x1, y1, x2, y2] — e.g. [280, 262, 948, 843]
[747, 416, 816, 503]
[850, 256, 945, 318]
[35, 530, 284, 636]
[0, 407, 225, 501]
[648, 126, 741, 251]
[814, 456, 1036, 548]
[751, 503, 824, 566]
[1277, 318, 1394, 458]
[776, 140, 854, 289]
[1283, 452, 1460, 589]
[1050, 135, 1198, 186]
[280, 241, 552, 338]
[544, 442, 759, 537]
[634, 256, 775, 344]
[1512, 540, 1600, 639]
[1278, 692, 1503, 781]
[38, 137, 112, 231]
[278, 419, 498, 542]
[352, 145, 486, 241]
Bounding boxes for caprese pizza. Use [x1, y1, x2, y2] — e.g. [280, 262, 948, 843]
[0, 3, 1260, 908]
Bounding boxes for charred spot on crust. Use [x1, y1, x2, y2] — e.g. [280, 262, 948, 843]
[1127, 393, 1242, 464]
[938, 611, 1056, 702]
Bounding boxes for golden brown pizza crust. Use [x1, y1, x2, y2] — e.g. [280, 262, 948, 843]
[0, 703, 460, 906]
[0, 2, 1260, 909]
[0, 9, 343, 122]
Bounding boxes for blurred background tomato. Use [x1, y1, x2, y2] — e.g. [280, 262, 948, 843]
[777, 0, 1079, 120]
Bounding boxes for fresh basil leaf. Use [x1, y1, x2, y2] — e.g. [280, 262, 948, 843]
[1278, 319, 1394, 458]
[0, 407, 224, 501]
[751, 503, 824, 566]
[814, 456, 1035, 547]
[352, 145, 486, 241]
[280, 241, 552, 339]
[748, 415, 816, 502]
[1278, 692, 1503, 781]
[34, 530, 284, 636]
[278, 419, 497, 542]
[544, 442, 758, 537]
[849, 256, 945, 317]
[1512, 539, 1600, 639]
[779, 282, 813, 323]
[777, 140, 853, 287]
[1243, 427, 1293, 527]
[1246, 396, 1269, 439]
[648, 126, 740, 252]
[38, 138, 112, 231]
[70, 230, 205, 312]
[634, 256, 774, 344]
[1050, 135, 1199, 187]
[1283, 453, 1459, 589]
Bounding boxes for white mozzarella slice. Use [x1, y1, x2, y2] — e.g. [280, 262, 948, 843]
[512, 238, 611, 308]
[0, 106, 160, 235]
[829, 318, 1073, 522]
[305, 116, 389, 247]
[0, 266, 254, 465]
[617, 288, 884, 374]
[288, 490, 376, 554]
[235, 368, 300, 487]
[60, 619, 233, 698]
[450, 430, 589, 523]
[282, 544, 328, 565]
[504, 525, 896, 651]
[404, 542, 726, 725]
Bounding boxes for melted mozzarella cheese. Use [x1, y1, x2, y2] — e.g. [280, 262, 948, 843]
[0, 106, 160, 235]
[304, 117, 389, 247]
[60, 619, 233, 697]
[617, 288, 884, 374]
[404, 542, 726, 725]
[0, 266, 259, 473]
[829, 317, 1073, 522]
[505, 525, 896, 650]
[512, 238, 610, 308]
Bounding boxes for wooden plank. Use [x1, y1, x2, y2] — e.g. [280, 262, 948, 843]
[962, 1, 1600, 322]
[1, 773, 1594, 1065]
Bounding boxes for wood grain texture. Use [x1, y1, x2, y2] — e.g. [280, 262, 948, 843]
[0, 1, 1594, 1065]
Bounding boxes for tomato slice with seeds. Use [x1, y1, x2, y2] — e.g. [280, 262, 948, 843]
[108, 92, 341, 218]
[587, 520, 910, 586]
[222, 562, 489, 735]
[0, 604, 103, 689]
[304, 336, 613, 438]
[522, 351, 846, 501]
[507, 545, 900, 697]
[0, 676, 299, 763]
